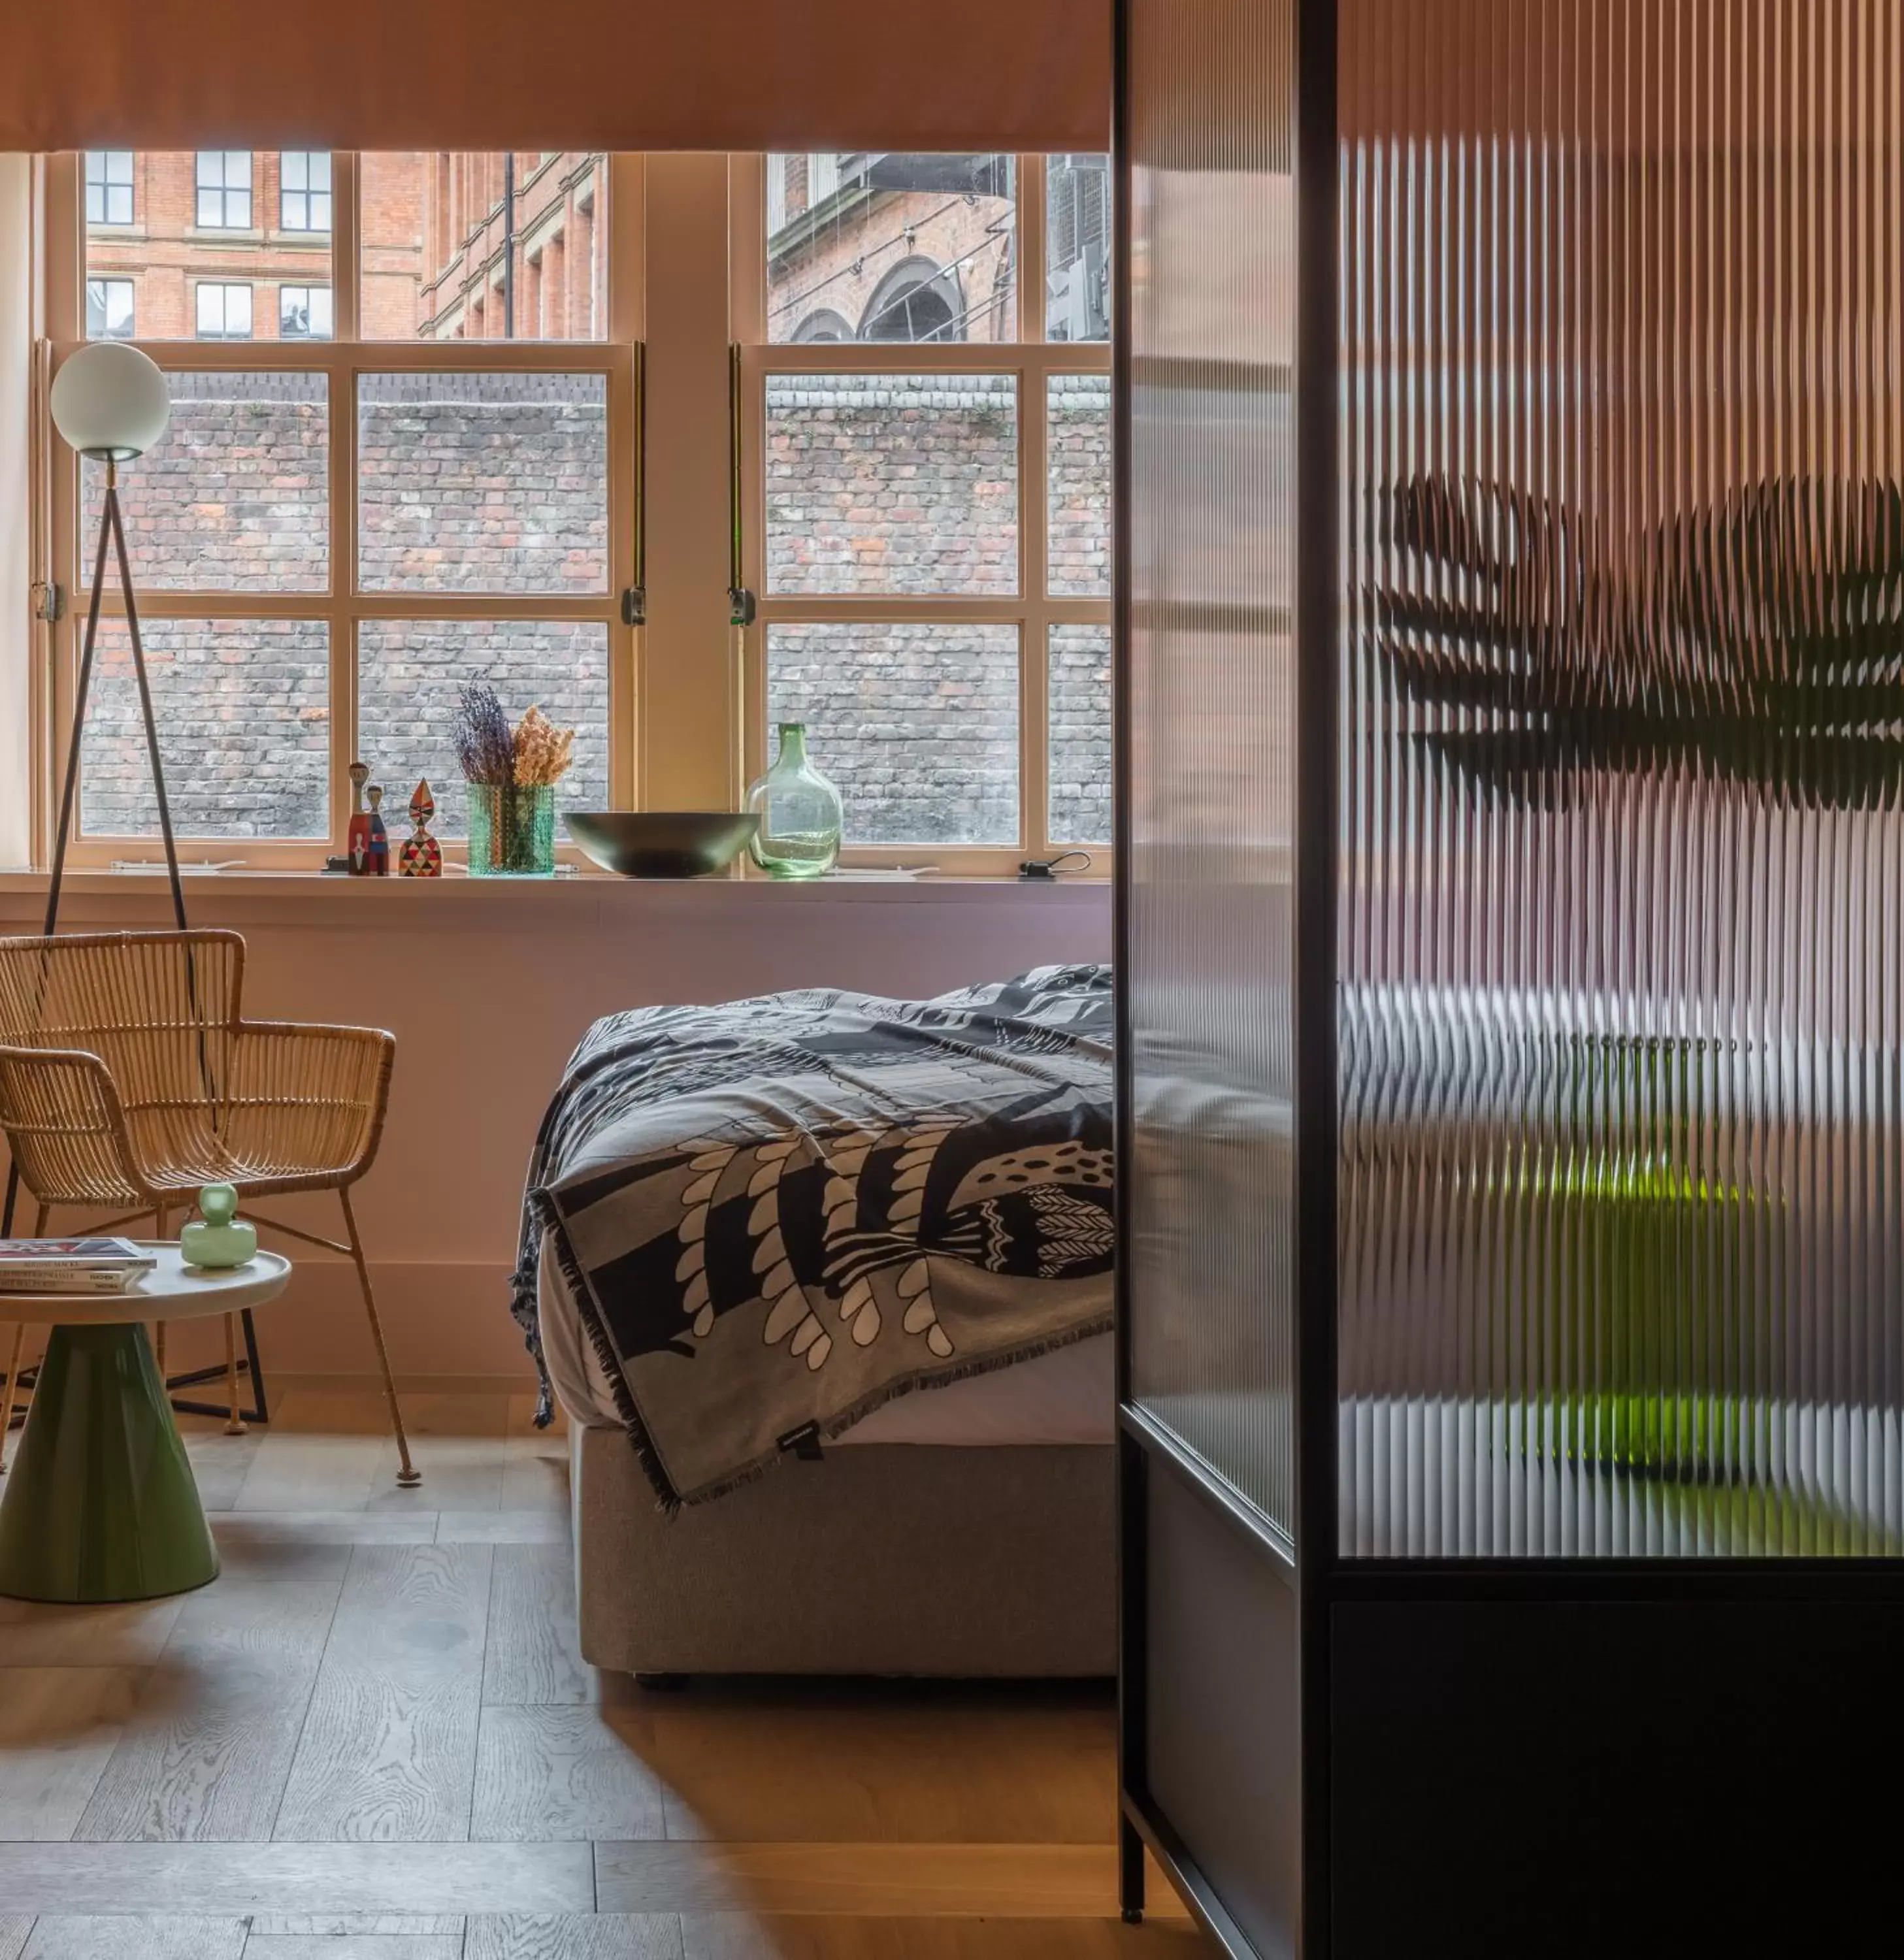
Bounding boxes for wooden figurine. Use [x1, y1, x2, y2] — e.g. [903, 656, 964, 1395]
[346, 761, 373, 875]
[398, 779, 443, 878]
[365, 785, 391, 876]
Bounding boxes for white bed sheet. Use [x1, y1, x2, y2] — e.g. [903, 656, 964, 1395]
[536, 1230, 1114, 1446]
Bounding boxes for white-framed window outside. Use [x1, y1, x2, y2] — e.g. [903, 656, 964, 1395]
[280, 152, 333, 233]
[195, 282, 254, 340]
[195, 151, 253, 230]
[280, 285, 334, 340]
[85, 277, 136, 340]
[85, 151, 134, 227]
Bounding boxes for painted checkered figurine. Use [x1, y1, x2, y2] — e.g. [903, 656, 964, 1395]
[398, 778, 443, 878]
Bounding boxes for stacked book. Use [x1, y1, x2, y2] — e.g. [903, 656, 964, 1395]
[0, 1238, 158, 1295]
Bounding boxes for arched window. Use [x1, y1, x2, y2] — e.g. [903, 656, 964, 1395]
[859, 257, 964, 343]
[791, 308, 853, 344]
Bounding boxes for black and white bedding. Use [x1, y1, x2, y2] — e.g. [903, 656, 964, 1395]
[510, 965, 1115, 1507]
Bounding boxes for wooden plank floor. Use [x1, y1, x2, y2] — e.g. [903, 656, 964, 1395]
[0, 1386, 1205, 1959]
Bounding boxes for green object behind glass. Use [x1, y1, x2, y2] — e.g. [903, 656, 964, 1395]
[180, 1183, 257, 1269]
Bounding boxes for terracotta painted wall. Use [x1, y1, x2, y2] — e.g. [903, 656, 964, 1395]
[0, 879, 1111, 1383]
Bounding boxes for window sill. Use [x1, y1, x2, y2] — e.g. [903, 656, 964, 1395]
[0, 867, 1109, 932]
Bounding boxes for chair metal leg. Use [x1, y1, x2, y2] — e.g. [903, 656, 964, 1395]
[222, 1315, 245, 1435]
[339, 1187, 419, 1488]
[0, 1324, 24, 1475]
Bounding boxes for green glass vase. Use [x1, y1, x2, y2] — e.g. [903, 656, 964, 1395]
[466, 782, 557, 876]
[746, 723, 844, 879]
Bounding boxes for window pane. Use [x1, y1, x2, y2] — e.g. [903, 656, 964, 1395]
[1048, 624, 1112, 843]
[766, 373, 1018, 595]
[1047, 373, 1111, 596]
[767, 623, 1019, 845]
[194, 283, 252, 339]
[82, 372, 329, 593]
[357, 621, 610, 840]
[86, 152, 133, 227]
[1045, 154, 1112, 343]
[768, 153, 1017, 344]
[79, 618, 330, 838]
[86, 279, 135, 340]
[280, 151, 333, 233]
[280, 286, 333, 339]
[358, 152, 607, 340]
[90, 154, 329, 338]
[194, 151, 252, 229]
[357, 371, 608, 593]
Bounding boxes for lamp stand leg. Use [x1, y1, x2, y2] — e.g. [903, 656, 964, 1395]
[105, 482, 188, 933]
[1, 472, 187, 1239]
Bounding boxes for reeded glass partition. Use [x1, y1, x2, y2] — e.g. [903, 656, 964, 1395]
[1338, 0, 1903, 1556]
[1126, 1, 1300, 1541]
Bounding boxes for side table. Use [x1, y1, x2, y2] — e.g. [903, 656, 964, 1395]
[0, 1245, 291, 1601]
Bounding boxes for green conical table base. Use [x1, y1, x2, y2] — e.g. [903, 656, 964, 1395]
[0, 1322, 219, 1602]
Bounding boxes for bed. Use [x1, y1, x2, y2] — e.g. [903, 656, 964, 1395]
[513, 965, 1118, 1678]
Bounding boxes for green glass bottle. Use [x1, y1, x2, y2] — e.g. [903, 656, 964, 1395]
[746, 723, 844, 879]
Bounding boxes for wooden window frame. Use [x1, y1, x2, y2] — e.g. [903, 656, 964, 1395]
[33, 149, 1109, 881]
[730, 152, 1113, 877]
[41, 150, 644, 872]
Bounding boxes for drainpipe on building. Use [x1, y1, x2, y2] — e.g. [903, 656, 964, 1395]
[502, 151, 516, 338]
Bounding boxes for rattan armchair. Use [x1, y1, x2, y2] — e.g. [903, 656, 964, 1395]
[0, 930, 417, 1484]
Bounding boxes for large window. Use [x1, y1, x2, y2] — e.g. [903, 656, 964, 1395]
[46, 149, 1109, 872]
[53, 150, 632, 863]
[195, 151, 253, 230]
[744, 154, 1112, 861]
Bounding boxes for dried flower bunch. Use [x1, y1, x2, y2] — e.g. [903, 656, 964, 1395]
[451, 683, 576, 788]
[512, 706, 576, 788]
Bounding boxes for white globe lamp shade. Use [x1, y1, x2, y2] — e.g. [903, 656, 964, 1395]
[50, 343, 171, 462]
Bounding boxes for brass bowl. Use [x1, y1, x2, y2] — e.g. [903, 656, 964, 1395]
[565, 811, 760, 879]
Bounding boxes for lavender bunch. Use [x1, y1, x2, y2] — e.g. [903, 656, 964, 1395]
[451, 682, 517, 786]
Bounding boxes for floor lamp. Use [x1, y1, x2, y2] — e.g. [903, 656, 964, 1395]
[0, 344, 271, 1424]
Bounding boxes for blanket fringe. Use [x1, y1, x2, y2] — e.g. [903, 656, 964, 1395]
[534, 1191, 687, 1516]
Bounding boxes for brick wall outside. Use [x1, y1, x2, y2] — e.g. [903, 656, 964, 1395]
[356, 371, 608, 592]
[1048, 623, 1113, 843]
[81, 617, 331, 839]
[766, 376, 1017, 595]
[767, 623, 1021, 847]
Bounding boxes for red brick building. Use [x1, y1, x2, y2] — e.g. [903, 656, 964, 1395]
[412, 151, 605, 340]
[81, 148, 607, 344]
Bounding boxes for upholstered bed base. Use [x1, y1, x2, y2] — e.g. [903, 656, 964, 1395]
[572, 1425, 1117, 1678]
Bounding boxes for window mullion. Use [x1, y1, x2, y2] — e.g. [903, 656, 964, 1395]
[331, 154, 362, 342]
[331, 346, 356, 859]
[1021, 359, 1051, 857]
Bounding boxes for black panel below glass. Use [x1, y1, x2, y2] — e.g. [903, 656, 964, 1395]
[1145, 1455, 1302, 1959]
[1332, 1596, 1904, 1958]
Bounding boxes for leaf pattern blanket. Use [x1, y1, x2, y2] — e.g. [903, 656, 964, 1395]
[510, 965, 1114, 1507]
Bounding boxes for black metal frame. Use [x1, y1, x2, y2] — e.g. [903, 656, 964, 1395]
[1111, 0, 1340, 1950]
[1113, 3, 1904, 1953]
[0, 466, 271, 1428]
